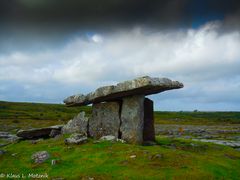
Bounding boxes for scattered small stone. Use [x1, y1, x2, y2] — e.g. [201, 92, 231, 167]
[11, 153, 18, 157]
[116, 139, 126, 143]
[31, 151, 50, 163]
[130, 155, 136, 159]
[64, 134, 88, 145]
[100, 135, 116, 141]
[51, 159, 60, 166]
[149, 154, 164, 160]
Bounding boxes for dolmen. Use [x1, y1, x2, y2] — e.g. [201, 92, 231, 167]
[64, 76, 183, 144]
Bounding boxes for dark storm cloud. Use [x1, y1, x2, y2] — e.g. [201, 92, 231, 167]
[0, 0, 239, 28]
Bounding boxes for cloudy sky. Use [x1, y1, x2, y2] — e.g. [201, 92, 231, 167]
[0, 0, 240, 111]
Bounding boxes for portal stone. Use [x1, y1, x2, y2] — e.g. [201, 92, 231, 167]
[89, 102, 120, 139]
[120, 95, 144, 144]
[143, 98, 155, 142]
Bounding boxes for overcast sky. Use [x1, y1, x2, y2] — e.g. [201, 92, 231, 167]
[0, 0, 240, 111]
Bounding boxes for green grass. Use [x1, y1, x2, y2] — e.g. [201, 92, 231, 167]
[1, 101, 240, 133]
[155, 111, 240, 125]
[0, 101, 91, 133]
[0, 136, 240, 179]
[1, 101, 240, 179]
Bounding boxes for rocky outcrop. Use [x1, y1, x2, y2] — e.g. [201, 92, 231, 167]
[64, 76, 183, 106]
[17, 125, 63, 139]
[89, 102, 120, 138]
[62, 112, 89, 135]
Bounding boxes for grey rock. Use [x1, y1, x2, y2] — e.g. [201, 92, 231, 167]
[150, 154, 164, 160]
[0, 131, 10, 138]
[64, 133, 88, 145]
[51, 159, 60, 166]
[120, 95, 144, 144]
[0, 132, 21, 142]
[62, 112, 88, 135]
[64, 76, 183, 106]
[31, 151, 50, 163]
[100, 135, 116, 141]
[49, 129, 61, 138]
[17, 125, 63, 139]
[0, 149, 6, 155]
[89, 102, 120, 139]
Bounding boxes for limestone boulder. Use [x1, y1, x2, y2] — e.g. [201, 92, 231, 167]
[62, 111, 89, 135]
[89, 102, 120, 139]
[17, 125, 63, 139]
[64, 76, 183, 106]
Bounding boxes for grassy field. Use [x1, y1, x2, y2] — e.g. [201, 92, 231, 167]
[0, 101, 240, 179]
[1, 136, 240, 179]
[155, 111, 240, 125]
[0, 101, 91, 133]
[1, 101, 240, 133]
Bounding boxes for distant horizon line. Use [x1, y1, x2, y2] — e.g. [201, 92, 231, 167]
[1, 100, 239, 113]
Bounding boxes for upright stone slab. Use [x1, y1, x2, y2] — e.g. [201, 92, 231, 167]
[62, 111, 89, 135]
[143, 98, 155, 142]
[89, 102, 120, 139]
[120, 95, 144, 144]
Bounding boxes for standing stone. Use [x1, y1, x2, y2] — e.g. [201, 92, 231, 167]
[120, 95, 144, 144]
[62, 112, 89, 135]
[143, 98, 155, 142]
[89, 102, 120, 139]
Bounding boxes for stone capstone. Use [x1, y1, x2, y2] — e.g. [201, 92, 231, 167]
[89, 102, 120, 139]
[17, 125, 63, 139]
[62, 111, 89, 135]
[31, 151, 50, 163]
[64, 76, 183, 106]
